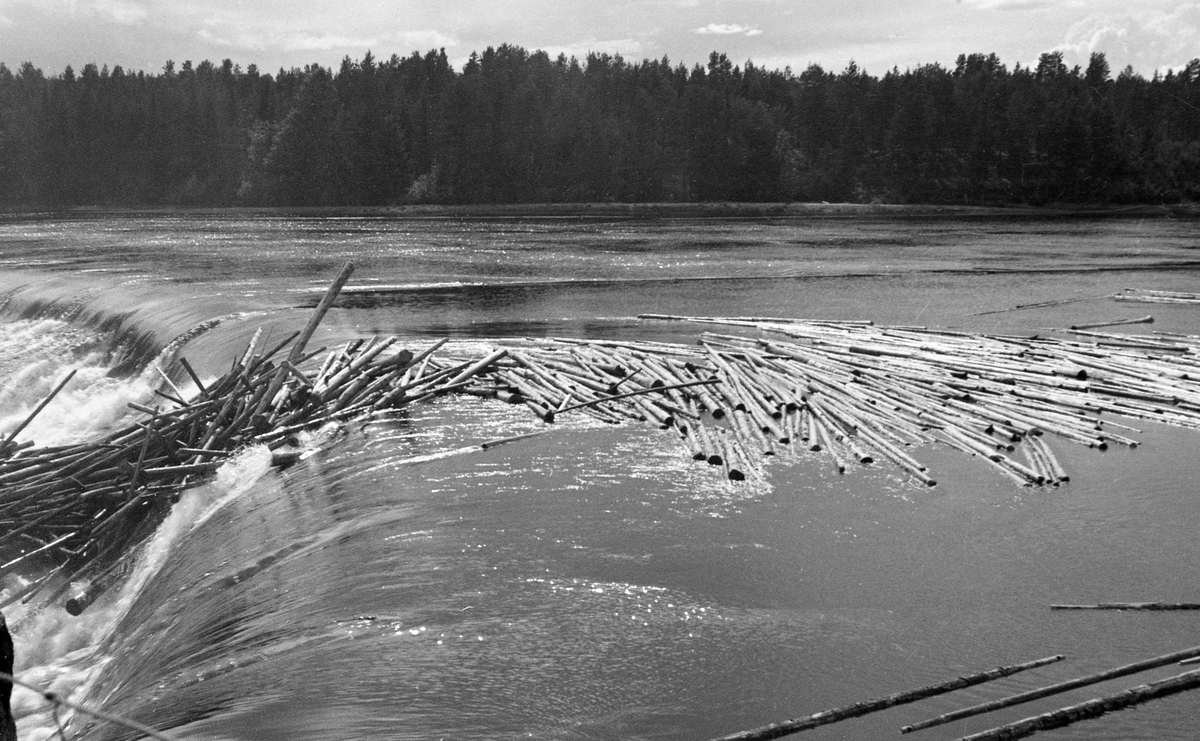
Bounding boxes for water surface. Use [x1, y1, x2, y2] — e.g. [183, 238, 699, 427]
[0, 210, 1198, 741]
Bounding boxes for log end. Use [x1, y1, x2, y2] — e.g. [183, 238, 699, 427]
[65, 596, 88, 616]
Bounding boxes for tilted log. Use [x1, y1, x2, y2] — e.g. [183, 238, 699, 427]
[707, 654, 1063, 741]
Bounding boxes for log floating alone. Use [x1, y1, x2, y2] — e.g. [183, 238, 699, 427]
[1068, 315, 1153, 331]
[1051, 602, 1200, 611]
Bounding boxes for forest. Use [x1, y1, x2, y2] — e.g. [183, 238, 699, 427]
[0, 46, 1198, 207]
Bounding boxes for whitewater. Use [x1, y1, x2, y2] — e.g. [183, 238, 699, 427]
[2, 209, 1200, 740]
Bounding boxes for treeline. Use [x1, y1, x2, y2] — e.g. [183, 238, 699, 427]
[1, 46, 1199, 207]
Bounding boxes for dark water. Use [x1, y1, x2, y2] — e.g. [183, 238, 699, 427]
[2, 211, 1200, 741]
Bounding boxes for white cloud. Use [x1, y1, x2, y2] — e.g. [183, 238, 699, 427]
[1059, 4, 1200, 72]
[90, 0, 147, 24]
[195, 28, 243, 49]
[283, 34, 379, 52]
[188, 8, 458, 56]
[1, 0, 148, 23]
[695, 23, 762, 35]
[958, 0, 1057, 9]
[391, 29, 459, 50]
[536, 37, 644, 61]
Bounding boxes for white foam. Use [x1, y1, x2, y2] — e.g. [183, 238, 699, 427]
[7, 446, 275, 738]
[0, 319, 201, 447]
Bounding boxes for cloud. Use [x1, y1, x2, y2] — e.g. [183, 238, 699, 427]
[1, 0, 148, 24]
[392, 29, 459, 51]
[195, 28, 459, 55]
[90, 0, 147, 24]
[1059, 4, 1200, 72]
[183, 2, 459, 57]
[695, 23, 763, 35]
[958, 0, 1057, 9]
[282, 34, 381, 52]
[536, 37, 644, 61]
[195, 28, 254, 50]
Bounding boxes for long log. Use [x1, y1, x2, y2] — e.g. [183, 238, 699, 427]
[288, 261, 354, 364]
[955, 668, 1200, 741]
[548, 378, 718, 419]
[1068, 315, 1154, 331]
[901, 643, 1200, 733]
[1051, 602, 1200, 611]
[1, 368, 77, 454]
[707, 654, 1064, 741]
[974, 294, 1110, 316]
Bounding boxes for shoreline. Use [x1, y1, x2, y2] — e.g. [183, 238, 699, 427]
[3, 201, 1198, 220]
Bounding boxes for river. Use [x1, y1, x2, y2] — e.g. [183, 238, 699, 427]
[1, 208, 1199, 741]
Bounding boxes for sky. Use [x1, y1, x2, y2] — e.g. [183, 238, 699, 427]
[2, 0, 1199, 78]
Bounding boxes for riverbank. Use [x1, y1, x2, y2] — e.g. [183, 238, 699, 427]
[4, 201, 1199, 221]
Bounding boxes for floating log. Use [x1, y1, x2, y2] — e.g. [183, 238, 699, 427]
[900, 643, 1200, 733]
[549, 378, 718, 419]
[955, 668, 1200, 741]
[1069, 315, 1154, 331]
[0, 665, 180, 741]
[13, 303, 1200, 613]
[1115, 289, 1200, 305]
[707, 654, 1064, 741]
[1051, 602, 1200, 611]
[974, 294, 1110, 316]
[477, 430, 550, 450]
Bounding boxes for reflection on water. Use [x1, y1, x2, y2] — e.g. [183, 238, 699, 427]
[0, 212, 1199, 740]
